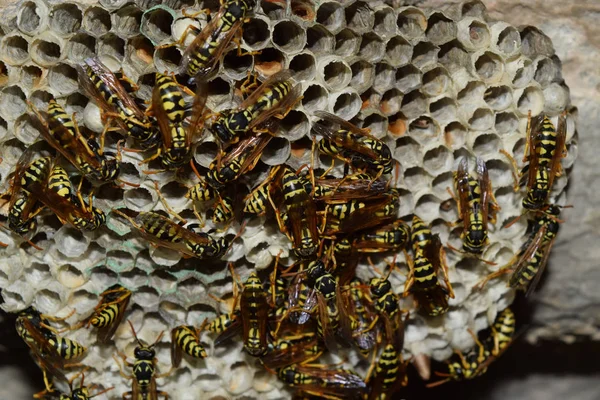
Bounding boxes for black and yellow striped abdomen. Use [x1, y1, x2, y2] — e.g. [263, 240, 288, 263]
[136, 212, 182, 243]
[173, 326, 207, 359]
[47, 335, 86, 360]
[21, 157, 51, 189]
[47, 165, 74, 200]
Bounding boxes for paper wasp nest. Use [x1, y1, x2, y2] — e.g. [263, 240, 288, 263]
[0, 0, 577, 398]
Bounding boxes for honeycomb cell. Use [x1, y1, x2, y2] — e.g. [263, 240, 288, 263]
[492, 22, 521, 59]
[472, 132, 500, 158]
[306, 24, 334, 55]
[48, 62, 78, 95]
[408, 115, 440, 145]
[415, 194, 442, 222]
[400, 90, 427, 119]
[82, 6, 112, 37]
[483, 85, 513, 111]
[254, 47, 285, 75]
[194, 140, 219, 168]
[125, 35, 155, 75]
[349, 59, 374, 93]
[0, 85, 27, 121]
[395, 64, 422, 93]
[429, 97, 458, 125]
[396, 7, 427, 39]
[27, 88, 53, 109]
[54, 226, 91, 258]
[49, 3, 82, 37]
[242, 17, 271, 51]
[288, 51, 316, 82]
[0, 138, 26, 165]
[516, 85, 544, 117]
[359, 32, 385, 63]
[421, 66, 451, 97]
[334, 28, 360, 57]
[120, 267, 149, 289]
[426, 12, 456, 46]
[260, 0, 285, 20]
[543, 83, 570, 115]
[533, 56, 561, 88]
[141, 6, 175, 45]
[30, 32, 64, 67]
[494, 111, 518, 135]
[385, 35, 412, 67]
[403, 167, 431, 193]
[412, 41, 439, 69]
[372, 62, 394, 94]
[456, 17, 490, 51]
[272, 20, 305, 54]
[301, 82, 328, 113]
[394, 136, 420, 168]
[98, 33, 126, 62]
[221, 48, 253, 80]
[423, 145, 453, 176]
[14, 113, 41, 144]
[17, 0, 48, 36]
[316, 1, 346, 34]
[318, 57, 351, 92]
[457, 80, 485, 105]
[66, 32, 96, 63]
[0, 33, 30, 65]
[330, 88, 361, 120]
[152, 42, 181, 75]
[520, 25, 554, 58]
[279, 109, 309, 142]
[388, 111, 407, 137]
[485, 158, 514, 190]
[113, 4, 144, 39]
[157, 181, 190, 212]
[468, 107, 494, 131]
[380, 88, 402, 116]
[123, 187, 156, 212]
[362, 111, 387, 139]
[507, 55, 534, 88]
[473, 50, 504, 83]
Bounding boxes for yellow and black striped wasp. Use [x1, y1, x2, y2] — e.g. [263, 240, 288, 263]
[278, 364, 367, 400]
[260, 330, 323, 370]
[404, 215, 454, 317]
[146, 73, 208, 169]
[339, 277, 377, 358]
[114, 321, 168, 400]
[474, 204, 562, 296]
[452, 157, 499, 254]
[352, 219, 410, 254]
[77, 57, 160, 150]
[310, 174, 389, 203]
[16, 307, 86, 392]
[211, 70, 301, 144]
[427, 307, 516, 387]
[35, 371, 113, 400]
[29, 99, 120, 182]
[170, 322, 208, 368]
[85, 284, 131, 343]
[178, 0, 256, 80]
[312, 111, 394, 177]
[520, 111, 567, 210]
[22, 158, 106, 231]
[111, 209, 228, 259]
[365, 342, 409, 400]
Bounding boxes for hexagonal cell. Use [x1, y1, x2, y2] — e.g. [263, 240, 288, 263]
[123, 187, 155, 211]
[361, 112, 388, 139]
[387, 111, 407, 137]
[98, 33, 126, 62]
[457, 80, 485, 105]
[261, 137, 291, 166]
[330, 89, 361, 121]
[0, 85, 27, 121]
[408, 115, 440, 145]
[14, 113, 42, 144]
[484, 85, 513, 112]
[345, 1, 374, 34]
[260, 0, 285, 19]
[28, 89, 53, 110]
[415, 194, 442, 222]
[349, 59, 374, 93]
[254, 47, 285, 76]
[30, 32, 64, 67]
[533, 56, 561, 88]
[306, 24, 335, 55]
[125, 36, 155, 75]
[194, 140, 219, 168]
[154, 45, 182, 75]
[288, 51, 316, 82]
[468, 107, 494, 131]
[301, 83, 328, 113]
[429, 97, 458, 125]
[485, 158, 515, 189]
[242, 17, 270, 50]
[54, 225, 91, 258]
[49, 3, 82, 37]
[272, 20, 306, 54]
[141, 6, 175, 45]
[48, 63, 78, 95]
[66, 33, 96, 63]
[279, 109, 309, 142]
[395, 64, 422, 94]
[472, 133, 500, 158]
[385, 35, 412, 68]
[516, 85, 544, 117]
[426, 12, 456, 46]
[82, 6, 111, 37]
[456, 17, 490, 51]
[316, 1, 346, 34]
[222, 48, 254, 80]
[373, 6, 396, 38]
[474, 50, 504, 84]
[394, 136, 420, 167]
[403, 166, 431, 192]
[318, 57, 351, 92]
[396, 7, 427, 39]
[19, 64, 44, 90]
[113, 5, 144, 39]
[421, 66, 451, 97]
[380, 88, 402, 116]
[334, 28, 360, 57]
[359, 32, 385, 63]
[372, 62, 394, 94]
[438, 40, 469, 71]
[423, 145, 453, 176]
[17, 0, 48, 35]
[0, 34, 30, 65]
[400, 90, 427, 119]
[492, 23, 521, 58]
[494, 111, 518, 135]
[520, 25, 554, 58]
[411, 41, 439, 69]
[543, 83, 570, 115]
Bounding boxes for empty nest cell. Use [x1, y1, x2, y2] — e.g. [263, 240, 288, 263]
[82, 6, 112, 37]
[242, 17, 270, 50]
[301, 83, 328, 112]
[30, 32, 64, 67]
[113, 5, 144, 39]
[345, 1, 374, 34]
[98, 33, 126, 61]
[456, 17, 490, 51]
[316, 1, 346, 34]
[334, 28, 360, 57]
[17, 0, 47, 36]
[359, 32, 385, 62]
[408, 115, 440, 144]
[318, 57, 351, 92]
[222, 48, 254, 80]
[484, 85, 513, 111]
[279, 109, 309, 142]
[474, 50, 504, 83]
[468, 107, 495, 131]
[48, 63, 79, 95]
[0, 34, 30, 65]
[141, 6, 175, 45]
[520, 25, 555, 58]
[396, 7, 427, 39]
[421, 66, 451, 97]
[400, 89, 427, 119]
[272, 20, 305, 54]
[0, 85, 27, 121]
[349, 59, 374, 93]
[411, 41, 439, 69]
[14, 113, 42, 144]
[395, 64, 422, 93]
[330, 89, 361, 120]
[516, 85, 544, 116]
[49, 3, 82, 37]
[429, 97, 458, 124]
[426, 12, 457, 46]
[67, 32, 96, 63]
[288, 51, 316, 82]
[306, 24, 335, 55]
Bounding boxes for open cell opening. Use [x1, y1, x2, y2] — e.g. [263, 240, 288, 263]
[497, 26, 520, 55]
[517, 86, 544, 116]
[475, 51, 504, 82]
[242, 18, 270, 49]
[261, 0, 285, 19]
[261, 137, 291, 166]
[127, 36, 155, 70]
[31, 38, 62, 66]
[50, 4, 82, 36]
[2, 35, 29, 65]
[409, 115, 439, 141]
[362, 113, 387, 138]
[411, 41, 439, 69]
[426, 12, 456, 45]
[273, 20, 305, 53]
[307, 25, 334, 54]
[21, 65, 43, 89]
[223, 48, 253, 77]
[359, 32, 385, 62]
[467, 20, 490, 49]
[395, 64, 422, 93]
[254, 48, 284, 76]
[0, 85, 27, 119]
[494, 111, 518, 135]
[473, 133, 500, 156]
[397, 8, 427, 38]
[350, 60, 374, 92]
[388, 111, 407, 136]
[385, 36, 412, 67]
[65, 92, 89, 115]
[322, 60, 351, 91]
[332, 91, 361, 120]
[49, 63, 78, 94]
[289, 52, 316, 82]
[534, 57, 560, 87]
[17, 1, 43, 34]
[468, 107, 494, 131]
[421, 66, 450, 97]
[301, 83, 328, 112]
[316, 1, 345, 34]
[484, 85, 512, 111]
[68, 33, 96, 62]
[438, 40, 469, 69]
[280, 110, 309, 141]
[143, 7, 174, 43]
[373, 62, 394, 94]
[345, 1, 374, 33]
[520, 26, 554, 58]
[83, 6, 111, 36]
[429, 97, 457, 123]
[334, 28, 360, 57]
[114, 5, 143, 38]
[374, 7, 396, 38]
[461, 1, 487, 18]
[98, 33, 126, 61]
[400, 90, 427, 119]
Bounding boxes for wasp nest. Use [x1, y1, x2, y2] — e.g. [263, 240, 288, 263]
[0, 0, 577, 398]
